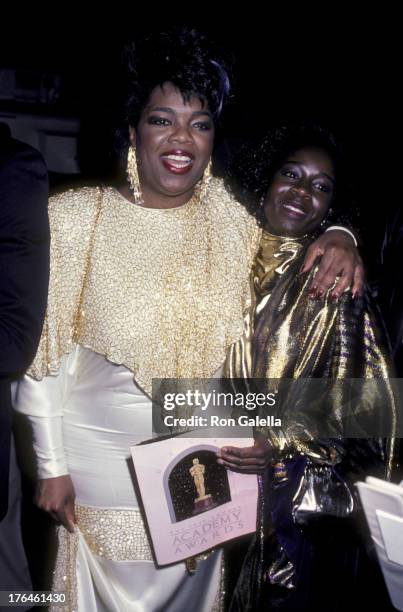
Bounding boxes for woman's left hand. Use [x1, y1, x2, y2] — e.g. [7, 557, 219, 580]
[301, 229, 364, 299]
[217, 434, 271, 474]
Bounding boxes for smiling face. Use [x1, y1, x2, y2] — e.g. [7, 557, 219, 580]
[263, 146, 335, 237]
[129, 82, 215, 208]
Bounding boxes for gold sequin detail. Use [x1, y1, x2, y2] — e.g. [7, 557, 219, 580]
[211, 551, 226, 612]
[185, 550, 225, 611]
[75, 503, 153, 561]
[50, 525, 78, 612]
[28, 180, 261, 396]
[49, 507, 225, 611]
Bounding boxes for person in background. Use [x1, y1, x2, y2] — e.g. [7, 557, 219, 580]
[0, 123, 49, 598]
[367, 205, 403, 481]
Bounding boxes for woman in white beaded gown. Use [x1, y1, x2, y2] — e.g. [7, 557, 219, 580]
[14, 28, 363, 612]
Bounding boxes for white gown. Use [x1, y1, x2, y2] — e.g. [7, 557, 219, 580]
[14, 345, 223, 612]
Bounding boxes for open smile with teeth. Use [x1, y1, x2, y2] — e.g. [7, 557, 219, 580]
[161, 154, 194, 168]
[282, 202, 307, 217]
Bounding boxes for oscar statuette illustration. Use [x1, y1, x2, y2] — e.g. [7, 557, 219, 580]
[189, 458, 215, 514]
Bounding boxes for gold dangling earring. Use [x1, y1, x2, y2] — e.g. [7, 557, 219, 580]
[126, 145, 143, 205]
[198, 157, 213, 203]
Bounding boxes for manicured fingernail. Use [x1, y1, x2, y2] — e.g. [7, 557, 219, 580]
[221, 447, 228, 453]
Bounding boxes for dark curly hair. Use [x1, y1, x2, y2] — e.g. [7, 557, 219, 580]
[115, 27, 231, 151]
[226, 122, 358, 231]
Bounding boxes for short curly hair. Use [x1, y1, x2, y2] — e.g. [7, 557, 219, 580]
[226, 122, 358, 230]
[120, 27, 231, 134]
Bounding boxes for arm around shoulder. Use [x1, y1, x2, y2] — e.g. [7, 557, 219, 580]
[0, 143, 50, 378]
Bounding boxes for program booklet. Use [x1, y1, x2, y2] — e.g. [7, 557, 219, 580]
[357, 476, 403, 610]
[131, 430, 258, 566]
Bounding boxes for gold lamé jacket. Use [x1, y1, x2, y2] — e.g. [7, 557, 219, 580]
[226, 230, 398, 608]
[226, 229, 397, 474]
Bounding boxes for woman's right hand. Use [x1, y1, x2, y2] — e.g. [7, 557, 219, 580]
[35, 475, 76, 533]
[217, 433, 272, 474]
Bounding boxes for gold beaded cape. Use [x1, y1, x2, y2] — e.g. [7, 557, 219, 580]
[27, 180, 261, 396]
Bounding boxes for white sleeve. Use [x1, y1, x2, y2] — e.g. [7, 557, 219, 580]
[13, 348, 78, 479]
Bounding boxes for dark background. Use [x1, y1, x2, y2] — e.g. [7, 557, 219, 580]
[0, 11, 398, 267]
[0, 12, 400, 604]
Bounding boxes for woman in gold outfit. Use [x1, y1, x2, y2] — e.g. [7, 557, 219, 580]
[14, 32, 363, 612]
[220, 123, 396, 611]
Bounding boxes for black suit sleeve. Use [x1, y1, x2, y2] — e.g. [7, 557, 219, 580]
[0, 143, 50, 380]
